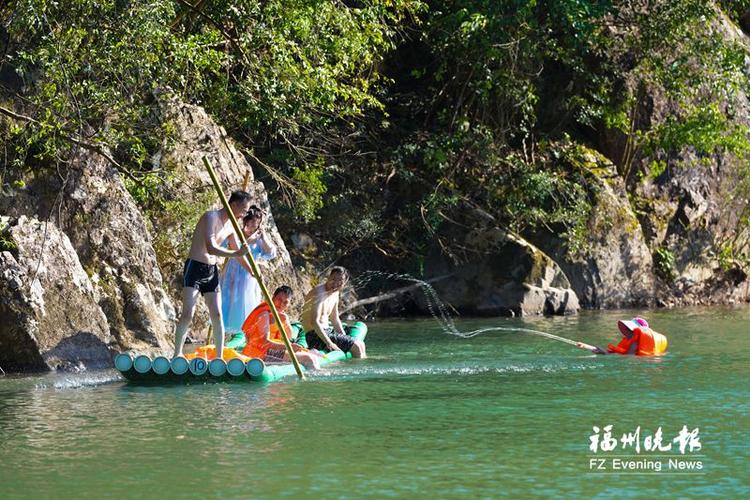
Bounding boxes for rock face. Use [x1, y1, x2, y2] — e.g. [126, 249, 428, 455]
[525, 16, 750, 310]
[533, 147, 656, 308]
[424, 226, 580, 316]
[58, 153, 176, 352]
[638, 16, 750, 306]
[0, 216, 113, 372]
[565, 15, 750, 308]
[0, 98, 307, 372]
[636, 153, 750, 307]
[0, 151, 178, 360]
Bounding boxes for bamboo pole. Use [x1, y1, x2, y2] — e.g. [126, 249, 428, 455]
[207, 169, 252, 344]
[203, 157, 305, 379]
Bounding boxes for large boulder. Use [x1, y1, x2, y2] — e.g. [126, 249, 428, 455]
[0, 216, 113, 372]
[58, 152, 176, 352]
[532, 147, 656, 308]
[424, 226, 579, 316]
[0, 150, 177, 356]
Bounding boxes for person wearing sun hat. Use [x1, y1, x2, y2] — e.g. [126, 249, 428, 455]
[607, 317, 668, 356]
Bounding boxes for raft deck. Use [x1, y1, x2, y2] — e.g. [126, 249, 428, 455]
[114, 322, 367, 384]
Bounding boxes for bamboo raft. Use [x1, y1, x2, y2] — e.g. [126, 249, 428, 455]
[114, 322, 367, 384]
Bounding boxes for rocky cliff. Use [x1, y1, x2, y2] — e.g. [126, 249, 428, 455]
[0, 216, 113, 372]
[5, 35, 750, 372]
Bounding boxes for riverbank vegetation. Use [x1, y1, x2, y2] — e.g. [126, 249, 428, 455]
[2, 0, 750, 277]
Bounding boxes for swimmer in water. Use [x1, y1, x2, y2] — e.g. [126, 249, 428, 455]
[575, 317, 667, 356]
[606, 317, 668, 356]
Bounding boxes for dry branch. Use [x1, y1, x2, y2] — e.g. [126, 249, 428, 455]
[342, 274, 453, 312]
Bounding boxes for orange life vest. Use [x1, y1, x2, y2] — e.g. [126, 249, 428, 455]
[240, 302, 289, 358]
[608, 327, 668, 356]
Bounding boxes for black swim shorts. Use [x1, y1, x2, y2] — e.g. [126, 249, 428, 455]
[305, 328, 356, 353]
[183, 259, 220, 294]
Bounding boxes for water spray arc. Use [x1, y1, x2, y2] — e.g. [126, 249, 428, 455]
[348, 271, 605, 354]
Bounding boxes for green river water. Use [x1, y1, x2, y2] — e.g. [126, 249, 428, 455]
[1, 308, 748, 498]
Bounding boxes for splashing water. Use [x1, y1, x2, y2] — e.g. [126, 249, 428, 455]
[349, 270, 459, 331]
[34, 372, 122, 390]
[349, 270, 587, 348]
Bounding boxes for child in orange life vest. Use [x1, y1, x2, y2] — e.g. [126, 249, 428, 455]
[607, 317, 668, 356]
[241, 285, 323, 369]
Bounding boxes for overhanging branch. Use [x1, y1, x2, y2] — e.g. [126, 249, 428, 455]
[0, 105, 139, 182]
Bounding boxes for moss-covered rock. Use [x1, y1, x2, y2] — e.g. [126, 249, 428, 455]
[423, 225, 579, 317]
[532, 144, 656, 308]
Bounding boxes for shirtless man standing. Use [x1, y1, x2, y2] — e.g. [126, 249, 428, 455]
[173, 191, 252, 360]
[301, 266, 366, 358]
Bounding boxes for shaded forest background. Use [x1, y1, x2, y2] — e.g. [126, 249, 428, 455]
[3, 0, 750, 297]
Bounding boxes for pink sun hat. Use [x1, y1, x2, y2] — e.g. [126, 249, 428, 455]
[617, 317, 649, 338]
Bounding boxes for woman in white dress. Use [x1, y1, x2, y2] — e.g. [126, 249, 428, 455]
[220, 206, 277, 343]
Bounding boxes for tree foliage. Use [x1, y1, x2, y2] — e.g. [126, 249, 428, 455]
[0, 0, 422, 177]
[356, 0, 750, 265]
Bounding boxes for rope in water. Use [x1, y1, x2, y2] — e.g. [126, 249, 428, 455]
[451, 326, 582, 346]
